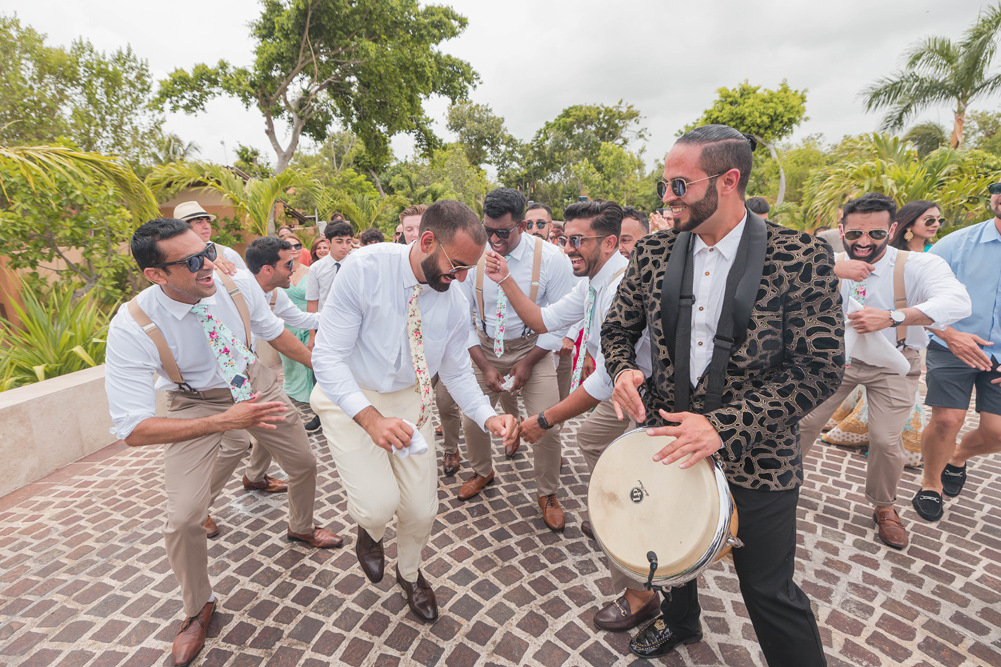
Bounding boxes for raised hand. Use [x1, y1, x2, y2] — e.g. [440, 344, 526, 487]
[483, 250, 510, 284]
[835, 259, 875, 283]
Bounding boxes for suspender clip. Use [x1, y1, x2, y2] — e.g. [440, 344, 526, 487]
[175, 382, 196, 393]
[679, 295, 695, 306]
[713, 335, 735, 351]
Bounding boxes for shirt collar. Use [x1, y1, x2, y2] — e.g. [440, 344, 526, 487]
[980, 218, 1001, 244]
[401, 244, 421, 291]
[691, 212, 747, 260]
[507, 233, 532, 262]
[868, 245, 896, 277]
[155, 278, 218, 320]
[589, 250, 629, 290]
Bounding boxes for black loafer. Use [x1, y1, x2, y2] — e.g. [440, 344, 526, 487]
[912, 489, 944, 521]
[629, 615, 702, 659]
[304, 415, 321, 432]
[941, 464, 967, 497]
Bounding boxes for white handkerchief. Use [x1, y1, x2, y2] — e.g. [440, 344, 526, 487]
[392, 420, 429, 459]
[500, 374, 516, 393]
[844, 297, 911, 376]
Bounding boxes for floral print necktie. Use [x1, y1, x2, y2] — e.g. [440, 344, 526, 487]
[846, 279, 866, 367]
[570, 285, 597, 391]
[407, 285, 433, 429]
[494, 277, 508, 357]
[190, 303, 256, 402]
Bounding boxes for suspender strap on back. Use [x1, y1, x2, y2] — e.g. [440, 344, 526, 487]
[127, 297, 189, 390]
[217, 272, 253, 349]
[893, 250, 909, 345]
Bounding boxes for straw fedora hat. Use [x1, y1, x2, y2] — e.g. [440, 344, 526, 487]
[173, 201, 217, 222]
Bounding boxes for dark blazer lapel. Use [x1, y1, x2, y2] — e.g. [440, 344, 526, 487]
[659, 231, 692, 365]
[730, 210, 769, 350]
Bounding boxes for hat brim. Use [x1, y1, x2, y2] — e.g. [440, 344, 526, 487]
[181, 212, 217, 222]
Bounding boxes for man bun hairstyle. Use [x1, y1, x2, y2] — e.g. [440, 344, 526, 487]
[841, 192, 897, 225]
[132, 218, 194, 270]
[325, 221, 354, 240]
[420, 199, 487, 246]
[563, 199, 623, 241]
[246, 236, 293, 274]
[621, 206, 650, 233]
[483, 187, 526, 222]
[675, 124, 756, 196]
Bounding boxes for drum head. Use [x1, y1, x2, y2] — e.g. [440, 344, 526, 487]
[588, 430, 721, 578]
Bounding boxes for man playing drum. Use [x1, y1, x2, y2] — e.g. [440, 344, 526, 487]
[602, 125, 844, 665]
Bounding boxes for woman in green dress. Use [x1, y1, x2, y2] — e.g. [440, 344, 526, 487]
[280, 235, 314, 404]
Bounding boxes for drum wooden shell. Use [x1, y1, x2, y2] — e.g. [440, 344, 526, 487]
[587, 429, 740, 588]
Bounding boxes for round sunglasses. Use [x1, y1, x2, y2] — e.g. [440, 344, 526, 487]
[657, 173, 724, 199]
[843, 229, 889, 241]
[149, 243, 218, 272]
[525, 220, 549, 231]
[557, 234, 608, 249]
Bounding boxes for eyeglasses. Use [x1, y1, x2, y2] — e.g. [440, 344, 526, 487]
[434, 235, 477, 274]
[843, 229, 889, 241]
[291, 243, 303, 250]
[149, 243, 218, 272]
[657, 173, 725, 199]
[558, 235, 607, 249]
[275, 259, 294, 271]
[988, 183, 1001, 195]
[525, 221, 549, 231]
[483, 224, 516, 240]
[919, 217, 946, 227]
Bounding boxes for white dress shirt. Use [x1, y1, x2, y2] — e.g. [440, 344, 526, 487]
[312, 243, 495, 429]
[305, 254, 342, 310]
[539, 252, 633, 400]
[838, 245, 972, 350]
[216, 243, 247, 271]
[105, 269, 286, 440]
[459, 234, 574, 351]
[263, 287, 320, 332]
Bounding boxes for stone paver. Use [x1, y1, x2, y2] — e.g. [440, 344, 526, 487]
[1, 393, 1000, 666]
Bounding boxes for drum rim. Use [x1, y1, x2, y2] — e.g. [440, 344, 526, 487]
[588, 428, 736, 588]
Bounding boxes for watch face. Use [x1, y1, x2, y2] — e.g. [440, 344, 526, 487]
[891, 310, 905, 324]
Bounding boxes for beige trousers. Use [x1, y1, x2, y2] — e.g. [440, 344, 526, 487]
[575, 400, 642, 591]
[464, 332, 562, 496]
[556, 352, 573, 402]
[310, 385, 437, 583]
[435, 379, 466, 456]
[164, 362, 317, 617]
[798, 348, 922, 507]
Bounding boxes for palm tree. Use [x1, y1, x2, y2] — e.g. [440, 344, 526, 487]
[903, 121, 948, 157]
[145, 162, 321, 237]
[861, 4, 1001, 148]
[327, 193, 407, 232]
[150, 132, 200, 166]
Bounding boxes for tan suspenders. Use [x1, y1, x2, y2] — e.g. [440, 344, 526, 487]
[837, 250, 909, 346]
[269, 289, 278, 311]
[126, 273, 253, 391]
[475, 238, 544, 328]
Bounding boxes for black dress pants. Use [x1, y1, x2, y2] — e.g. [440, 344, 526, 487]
[659, 484, 827, 667]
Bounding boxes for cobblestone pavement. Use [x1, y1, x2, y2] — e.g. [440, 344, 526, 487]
[1, 397, 1000, 667]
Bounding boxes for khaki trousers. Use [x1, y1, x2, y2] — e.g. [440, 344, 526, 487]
[575, 400, 642, 591]
[798, 348, 922, 507]
[164, 362, 317, 617]
[310, 385, 437, 583]
[464, 332, 562, 496]
[435, 379, 466, 457]
[556, 353, 573, 402]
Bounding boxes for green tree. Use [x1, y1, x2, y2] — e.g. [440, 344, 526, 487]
[385, 143, 489, 213]
[154, 0, 478, 174]
[446, 102, 514, 167]
[965, 109, 1001, 154]
[903, 121, 949, 157]
[688, 80, 808, 205]
[149, 131, 200, 166]
[861, 4, 1001, 148]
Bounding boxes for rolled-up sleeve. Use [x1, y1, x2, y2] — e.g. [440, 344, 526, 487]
[907, 254, 972, 329]
[104, 316, 159, 441]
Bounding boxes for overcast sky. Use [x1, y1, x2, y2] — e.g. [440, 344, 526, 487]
[5, 0, 997, 170]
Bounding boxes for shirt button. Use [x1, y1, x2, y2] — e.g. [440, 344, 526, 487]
[709, 248, 714, 252]
[699, 306, 704, 311]
[698, 341, 703, 346]
[704, 271, 710, 276]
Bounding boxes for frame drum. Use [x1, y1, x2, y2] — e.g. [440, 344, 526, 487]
[587, 428, 741, 588]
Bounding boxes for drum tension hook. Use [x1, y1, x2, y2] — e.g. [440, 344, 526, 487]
[644, 551, 671, 600]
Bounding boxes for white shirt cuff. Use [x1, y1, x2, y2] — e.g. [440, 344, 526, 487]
[339, 392, 373, 420]
[471, 406, 496, 432]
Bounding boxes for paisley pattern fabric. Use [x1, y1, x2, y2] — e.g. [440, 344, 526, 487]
[846, 279, 866, 367]
[600, 218, 846, 491]
[407, 285, 433, 429]
[570, 285, 597, 392]
[190, 303, 256, 402]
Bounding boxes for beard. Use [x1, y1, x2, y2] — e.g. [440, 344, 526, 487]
[674, 182, 719, 233]
[846, 236, 889, 262]
[421, 251, 452, 293]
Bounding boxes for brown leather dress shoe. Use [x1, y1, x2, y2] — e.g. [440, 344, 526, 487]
[287, 526, 343, 548]
[242, 474, 288, 493]
[594, 594, 660, 631]
[203, 516, 220, 539]
[172, 598, 215, 666]
[505, 439, 520, 458]
[874, 506, 908, 549]
[539, 494, 565, 531]
[442, 452, 460, 476]
[581, 520, 594, 540]
[356, 526, 385, 583]
[396, 566, 438, 622]
[458, 471, 494, 500]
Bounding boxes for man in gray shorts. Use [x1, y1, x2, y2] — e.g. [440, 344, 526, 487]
[912, 180, 1001, 522]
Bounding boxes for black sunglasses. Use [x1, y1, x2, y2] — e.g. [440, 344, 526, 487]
[558, 234, 608, 249]
[275, 259, 294, 271]
[843, 229, 889, 241]
[988, 183, 1001, 195]
[149, 243, 218, 272]
[525, 221, 549, 231]
[919, 217, 946, 226]
[483, 224, 515, 240]
[657, 173, 724, 199]
[291, 243, 303, 250]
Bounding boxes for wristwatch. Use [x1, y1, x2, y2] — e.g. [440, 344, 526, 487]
[537, 413, 555, 430]
[889, 310, 906, 327]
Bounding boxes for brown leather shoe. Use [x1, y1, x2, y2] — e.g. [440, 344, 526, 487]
[396, 566, 438, 622]
[442, 452, 460, 476]
[539, 494, 565, 531]
[172, 598, 215, 666]
[356, 526, 384, 583]
[242, 474, 288, 493]
[287, 526, 343, 548]
[203, 516, 220, 539]
[458, 471, 494, 500]
[594, 593, 660, 631]
[505, 438, 520, 458]
[581, 520, 594, 540]
[874, 506, 908, 549]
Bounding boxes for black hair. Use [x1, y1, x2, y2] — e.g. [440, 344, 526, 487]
[841, 192, 897, 226]
[526, 202, 553, 217]
[246, 236, 293, 274]
[325, 221, 354, 240]
[890, 199, 939, 249]
[276, 225, 292, 234]
[563, 199, 623, 240]
[675, 124, 756, 195]
[746, 196, 770, 215]
[360, 228, 385, 245]
[621, 206, 650, 233]
[420, 199, 487, 246]
[131, 218, 194, 270]
[483, 187, 526, 222]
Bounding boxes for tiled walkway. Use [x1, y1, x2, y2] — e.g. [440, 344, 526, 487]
[1, 399, 1000, 666]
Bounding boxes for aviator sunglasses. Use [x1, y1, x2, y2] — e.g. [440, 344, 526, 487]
[657, 173, 725, 198]
[843, 229, 889, 241]
[989, 183, 1001, 195]
[919, 216, 946, 226]
[149, 243, 218, 272]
